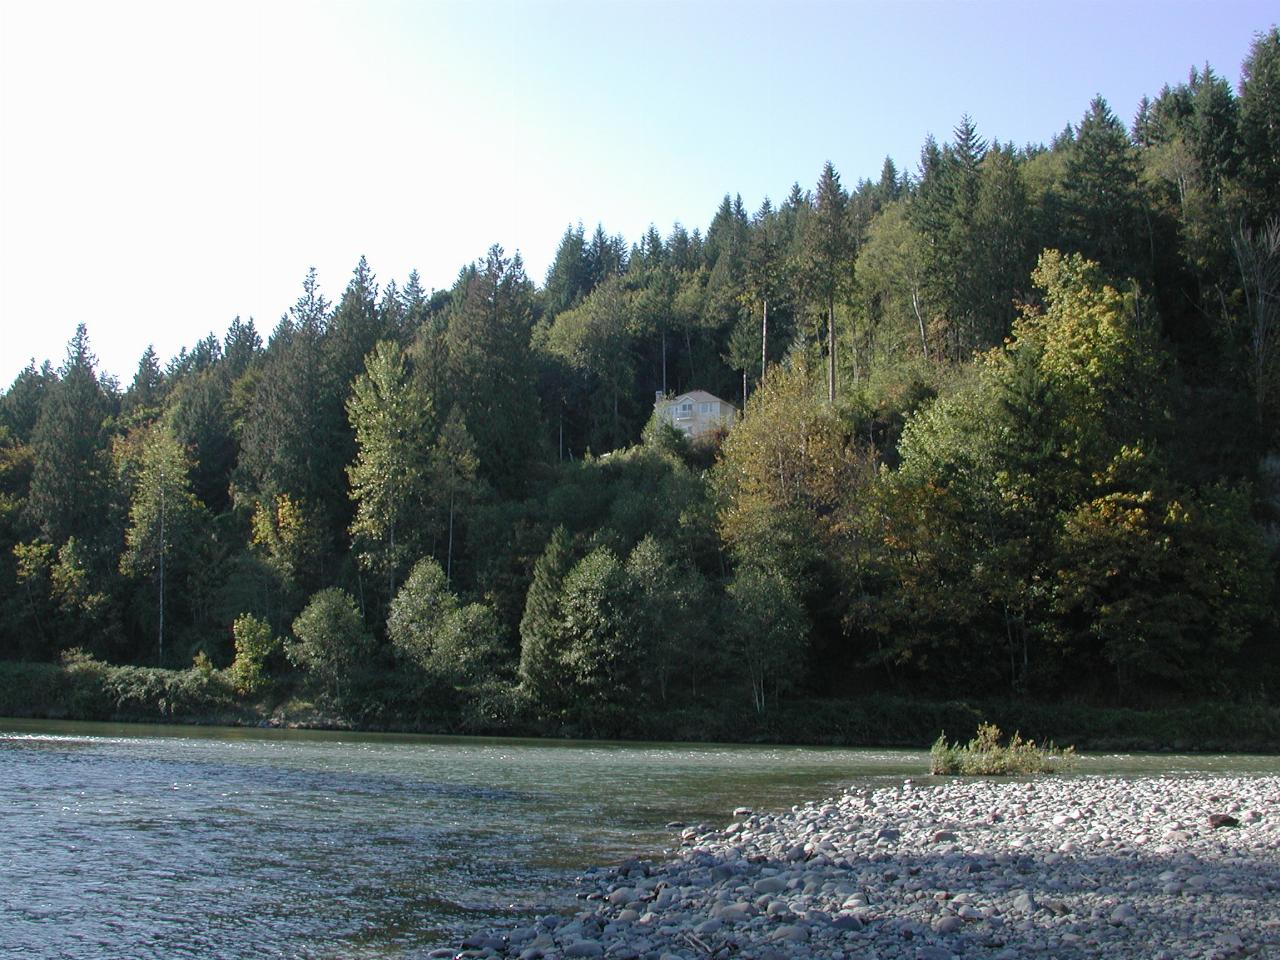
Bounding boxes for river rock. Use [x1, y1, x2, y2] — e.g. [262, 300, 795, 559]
[457, 774, 1280, 960]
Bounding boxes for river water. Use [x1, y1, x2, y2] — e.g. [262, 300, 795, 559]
[2, 719, 1278, 959]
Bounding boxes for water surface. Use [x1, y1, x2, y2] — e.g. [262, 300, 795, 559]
[2, 718, 1276, 959]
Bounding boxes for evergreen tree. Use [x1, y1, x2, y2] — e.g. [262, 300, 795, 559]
[798, 162, 853, 402]
[222, 316, 262, 380]
[518, 525, 573, 703]
[240, 269, 342, 537]
[1239, 28, 1280, 217]
[1, 361, 53, 443]
[123, 346, 164, 416]
[1061, 96, 1147, 282]
[26, 325, 114, 549]
[446, 245, 543, 494]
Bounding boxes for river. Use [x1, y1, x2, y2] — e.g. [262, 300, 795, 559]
[3, 719, 1278, 959]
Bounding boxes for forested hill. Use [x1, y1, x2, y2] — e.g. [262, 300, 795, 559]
[2, 28, 1279, 726]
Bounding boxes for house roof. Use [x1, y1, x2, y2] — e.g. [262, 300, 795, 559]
[665, 390, 736, 409]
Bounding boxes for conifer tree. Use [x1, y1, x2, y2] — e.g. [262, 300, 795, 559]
[518, 525, 573, 703]
[446, 245, 542, 494]
[799, 162, 852, 402]
[26, 325, 113, 548]
[1239, 28, 1280, 217]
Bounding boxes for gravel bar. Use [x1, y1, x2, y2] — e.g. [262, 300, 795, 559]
[446, 775, 1280, 960]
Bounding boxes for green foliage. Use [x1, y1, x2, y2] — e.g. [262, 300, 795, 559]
[725, 564, 808, 714]
[229, 613, 279, 697]
[26, 325, 114, 548]
[387, 558, 503, 687]
[3, 32, 1280, 723]
[929, 723, 1075, 776]
[346, 339, 434, 594]
[518, 525, 574, 702]
[287, 588, 372, 699]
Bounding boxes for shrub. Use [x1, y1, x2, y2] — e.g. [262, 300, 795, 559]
[228, 613, 279, 697]
[930, 722, 1075, 775]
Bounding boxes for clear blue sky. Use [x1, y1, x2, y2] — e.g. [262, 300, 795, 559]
[1, 0, 1274, 385]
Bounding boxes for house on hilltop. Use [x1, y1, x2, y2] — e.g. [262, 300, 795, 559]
[654, 390, 737, 439]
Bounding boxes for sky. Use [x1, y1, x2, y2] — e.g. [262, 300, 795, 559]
[0, 0, 1275, 387]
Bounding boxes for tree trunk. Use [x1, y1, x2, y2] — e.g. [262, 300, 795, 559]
[761, 297, 768, 381]
[158, 477, 165, 666]
[912, 287, 929, 360]
[827, 297, 837, 404]
[447, 493, 455, 585]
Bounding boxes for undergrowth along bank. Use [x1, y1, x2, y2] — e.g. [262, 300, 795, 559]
[0, 657, 1277, 753]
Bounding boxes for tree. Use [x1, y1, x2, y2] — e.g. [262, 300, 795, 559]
[1060, 96, 1147, 282]
[287, 588, 371, 699]
[1231, 218, 1280, 435]
[346, 340, 434, 598]
[798, 162, 853, 402]
[387, 558, 502, 686]
[742, 199, 791, 382]
[1052, 459, 1270, 695]
[222, 316, 263, 380]
[431, 407, 480, 583]
[119, 423, 206, 664]
[715, 362, 874, 588]
[624, 535, 704, 704]
[558, 546, 637, 706]
[327, 256, 386, 392]
[542, 276, 636, 450]
[1239, 28, 1280, 217]
[856, 202, 933, 360]
[229, 613, 279, 697]
[446, 246, 543, 493]
[240, 269, 342, 530]
[518, 525, 574, 704]
[725, 564, 807, 714]
[26, 325, 114, 549]
[123, 346, 164, 416]
[1, 360, 52, 444]
[543, 224, 590, 315]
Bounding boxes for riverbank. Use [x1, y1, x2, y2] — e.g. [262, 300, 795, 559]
[3, 657, 1280, 752]
[451, 775, 1280, 960]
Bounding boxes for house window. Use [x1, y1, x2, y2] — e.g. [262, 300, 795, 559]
[698, 402, 712, 414]
[679, 403, 693, 414]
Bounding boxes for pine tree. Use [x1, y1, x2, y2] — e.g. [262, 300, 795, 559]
[518, 525, 573, 704]
[446, 245, 542, 494]
[1061, 96, 1147, 282]
[123, 346, 163, 415]
[1239, 27, 1280, 218]
[26, 325, 113, 548]
[799, 162, 852, 403]
[1, 361, 53, 443]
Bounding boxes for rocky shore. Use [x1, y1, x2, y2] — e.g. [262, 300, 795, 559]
[448, 775, 1280, 960]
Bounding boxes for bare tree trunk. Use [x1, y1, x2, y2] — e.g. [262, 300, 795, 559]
[661, 331, 667, 395]
[912, 287, 929, 360]
[828, 302, 836, 402]
[158, 475, 165, 666]
[446, 494, 455, 585]
[761, 297, 768, 381]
